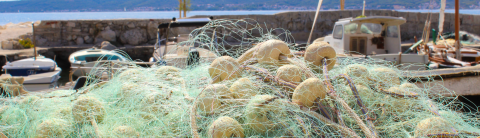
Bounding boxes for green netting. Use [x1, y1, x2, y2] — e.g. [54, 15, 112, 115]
[0, 19, 479, 138]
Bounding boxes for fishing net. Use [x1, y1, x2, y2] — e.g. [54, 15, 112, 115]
[1, 19, 480, 138]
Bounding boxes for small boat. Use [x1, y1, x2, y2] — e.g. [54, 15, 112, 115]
[1, 56, 61, 91]
[150, 17, 218, 69]
[69, 48, 130, 77]
[320, 16, 429, 70]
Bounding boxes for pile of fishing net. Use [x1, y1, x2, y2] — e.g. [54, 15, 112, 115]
[0, 19, 480, 138]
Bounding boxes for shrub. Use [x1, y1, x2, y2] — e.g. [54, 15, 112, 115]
[18, 38, 34, 48]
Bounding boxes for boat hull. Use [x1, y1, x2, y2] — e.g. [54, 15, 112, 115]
[71, 61, 131, 77]
[337, 53, 429, 70]
[23, 67, 61, 92]
[5, 67, 55, 76]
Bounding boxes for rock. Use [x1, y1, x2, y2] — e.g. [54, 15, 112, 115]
[120, 29, 147, 46]
[84, 36, 94, 44]
[1, 40, 21, 49]
[0, 25, 4, 30]
[36, 38, 47, 46]
[76, 37, 84, 45]
[100, 41, 117, 50]
[1, 41, 13, 49]
[89, 28, 95, 34]
[147, 22, 158, 40]
[66, 22, 76, 27]
[127, 23, 135, 29]
[12, 41, 23, 49]
[4, 23, 15, 29]
[98, 29, 116, 42]
[147, 39, 157, 45]
[94, 38, 104, 44]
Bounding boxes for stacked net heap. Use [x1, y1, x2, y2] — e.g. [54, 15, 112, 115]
[0, 19, 479, 137]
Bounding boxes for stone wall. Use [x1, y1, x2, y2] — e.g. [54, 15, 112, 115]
[33, 10, 480, 47]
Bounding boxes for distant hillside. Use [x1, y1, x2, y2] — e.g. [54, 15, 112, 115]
[0, 0, 478, 12]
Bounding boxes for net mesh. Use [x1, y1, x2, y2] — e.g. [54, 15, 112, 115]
[1, 19, 479, 137]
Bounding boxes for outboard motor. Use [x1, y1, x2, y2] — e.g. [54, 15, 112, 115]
[187, 47, 200, 67]
[73, 76, 88, 91]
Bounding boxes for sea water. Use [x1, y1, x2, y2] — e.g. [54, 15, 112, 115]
[1, 10, 479, 25]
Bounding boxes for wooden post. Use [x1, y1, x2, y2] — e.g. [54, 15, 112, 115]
[455, 0, 461, 60]
[362, 0, 366, 16]
[307, 0, 324, 45]
[32, 23, 37, 60]
[178, 0, 182, 18]
[438, 0, 446, 39]
[183, 0, 187, 17]
[340, 0, 345, 10]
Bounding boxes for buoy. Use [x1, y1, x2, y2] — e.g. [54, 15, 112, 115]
[345, 64, 368, 79]
[400, 83, 420, 92]
[142, 92, 170, 115]
[229, 78, 257, 99]
[197, 84, 233, 115]
[371, 67, 400, 86]
[415, 117, 457, 137]
[156, 66, 181, 76]
[113, 126, 139, 137]
[385, 86, 417, 112]
[245, 95, 286, 134]
[118, 69, 141, 78]
[1, 84, 28, 97]
[292, 78, 327, 107]
[304, 41, 337, 72]
[36, 119, 72, 138]
[254, 40, 292, 65]
[209, 56, 241, 83]
[72, 97, 106, 124]
[12, 77, 24, 84]
[208, 116, 245, 138]
[237, 45, 258, 65]
[276, 65, 303, 83]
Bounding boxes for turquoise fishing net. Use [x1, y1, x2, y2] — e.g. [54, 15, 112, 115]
[0, 19, 479, 137]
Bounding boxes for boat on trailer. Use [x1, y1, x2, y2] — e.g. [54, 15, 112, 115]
[1, 56, 61, 91]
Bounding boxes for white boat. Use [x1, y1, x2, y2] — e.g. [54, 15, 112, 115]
[1, 56, 61, 91]
[319, 16, 429, 70]
[150, 17, 218, 69]
[69, 48, 130, 77]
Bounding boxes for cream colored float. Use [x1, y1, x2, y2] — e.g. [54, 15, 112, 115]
[292, 78, 328, 107]
[196, 84, 233, 115]
[208, 116, 245, 138]
[208, 56, 241, 83]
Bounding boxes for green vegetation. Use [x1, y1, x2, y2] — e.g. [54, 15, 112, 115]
[18, 38, 33, 49]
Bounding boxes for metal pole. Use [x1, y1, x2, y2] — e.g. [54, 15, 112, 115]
[307, 0, 324, 46]
[455, 0, 461, 60]
[32, 23, 37, 60]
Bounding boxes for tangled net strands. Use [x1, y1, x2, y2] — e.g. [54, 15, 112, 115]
[0, 19, 480, 137]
